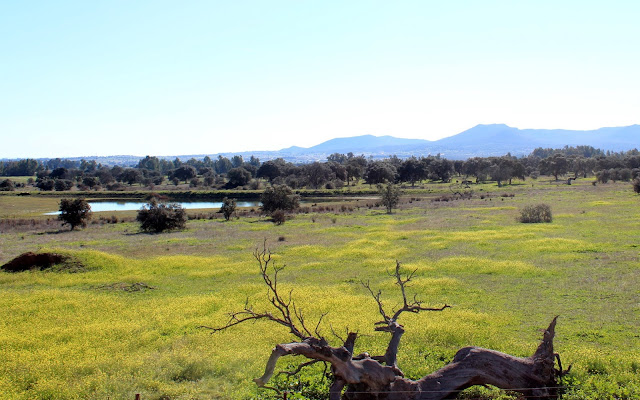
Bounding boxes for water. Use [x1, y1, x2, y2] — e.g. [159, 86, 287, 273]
[44, 197, 373, 215]
[45, 200, 262, 215]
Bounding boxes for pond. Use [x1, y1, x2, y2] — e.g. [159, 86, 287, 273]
[45, 200, 262, 215]
[43, 197, 367, 215]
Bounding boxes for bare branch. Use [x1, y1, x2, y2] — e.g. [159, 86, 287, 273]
[201, 241, 317, 340]
[329, 324, 345, 343]
[315, 312, 328, 339]
[362, 280, 390, 323]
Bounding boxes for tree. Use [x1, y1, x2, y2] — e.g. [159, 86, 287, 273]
[215, 156, 233, 174]
[398, 157, 426, 187]
[82, 176, 99, 190]
[119, 168, 142, 186]
[226, 167, 252, 188]
[327, 153, 348, 164]
[427, 158, 454, 182]
[204, 245, 568, 400]
[304, 162, 332, 189]
[633, 177, 640, 194]
[36, 178, 55, 191]
[378, 182, 401, 214]
[540, 154, 568, 181]
[257, 160, 282, 183]
[136, 199, 187, 233]
[345, 156, 367, 186]
[231, 155, 244, 168]
[58, 198, 91, 230]
[364, 161, 396, 185]
[54, 179, 74, 191]
[137, 155, 160, 171]
[49, 167, 70, 180]
[260, 184, 299, 215]
[220, 197, 237, 221]
[171, 166, 197, 183]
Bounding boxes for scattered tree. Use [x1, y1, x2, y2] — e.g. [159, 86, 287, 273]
[260, 184, 300, 215]
[58, 198, 92, 230]
[220, 197, 237, 221]
[378, 182, 401, 214]
[136, 199, 187, 233]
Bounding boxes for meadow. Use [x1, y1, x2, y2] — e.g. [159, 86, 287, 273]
[0, 179, 638, 399]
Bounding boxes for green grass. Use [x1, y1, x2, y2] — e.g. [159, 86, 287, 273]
[1, 180, 639, 399]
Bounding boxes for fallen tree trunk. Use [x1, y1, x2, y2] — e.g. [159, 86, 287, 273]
[204, 245, 568, 400]
[254, 318, 564, 400]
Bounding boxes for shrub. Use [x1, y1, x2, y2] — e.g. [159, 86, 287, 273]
[220, 197, 237, 221]
[0, 179, 15, 191]
[260, 184, 300, 215]
[36, 178, 55, 191]
[58, 198, 92, 230]
[54, 179, 74, 191]
[518, 204, 552, 223]
[106, 182, 124, 191]
[136, 199, 186, 233]
[633, 178, 640, 194]
[271, 210, 286, 225]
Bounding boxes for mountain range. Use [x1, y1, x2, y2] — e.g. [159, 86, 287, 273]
[252, 124, 640, 161]
[6, 124, 639, 165]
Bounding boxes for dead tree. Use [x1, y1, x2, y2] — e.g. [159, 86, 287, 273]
[202, 244, 569, 399]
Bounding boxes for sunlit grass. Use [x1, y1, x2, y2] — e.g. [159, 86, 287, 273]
[1, 181, 639, 399]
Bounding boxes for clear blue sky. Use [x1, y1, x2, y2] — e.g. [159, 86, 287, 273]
[1, 1, 639, 158]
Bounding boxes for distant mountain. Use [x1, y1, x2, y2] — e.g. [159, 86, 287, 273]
[431, 124, 640, 158]
[269, 124, 640, 160]
[6, 124, 637, 164]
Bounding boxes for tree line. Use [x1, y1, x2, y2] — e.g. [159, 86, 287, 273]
[2, 145, 640, 191]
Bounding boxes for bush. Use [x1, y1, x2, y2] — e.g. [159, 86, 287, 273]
[58, 198, 92, 230]
[271, 210, 286, 225]
[633, 178, 640, 194]
[0, 179, 15, 191]
[136, 199, 186, 233]
[260, 185, 300, 215]
[106, 182, 124, 191]
[54, 179, 74, 191]
[220, 197, 237, 221]
[518, 204, 552, 223]
[36, 178, 55, 191]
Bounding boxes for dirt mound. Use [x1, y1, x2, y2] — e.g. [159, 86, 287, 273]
[1, 252, 84, 272]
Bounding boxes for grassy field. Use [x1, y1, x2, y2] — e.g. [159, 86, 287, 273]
[0, 179, 639, 399]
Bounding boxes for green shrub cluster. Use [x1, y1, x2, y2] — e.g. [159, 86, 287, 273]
[518, 203, 552, 223]
[136, 199, 186, 232]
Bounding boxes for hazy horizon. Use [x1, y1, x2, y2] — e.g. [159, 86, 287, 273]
[2, 1, 639, 158]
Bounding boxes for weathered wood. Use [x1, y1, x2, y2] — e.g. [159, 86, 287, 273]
[207, 246, 565, 400]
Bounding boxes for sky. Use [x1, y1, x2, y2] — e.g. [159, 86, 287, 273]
[1, 0, 639, 159]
